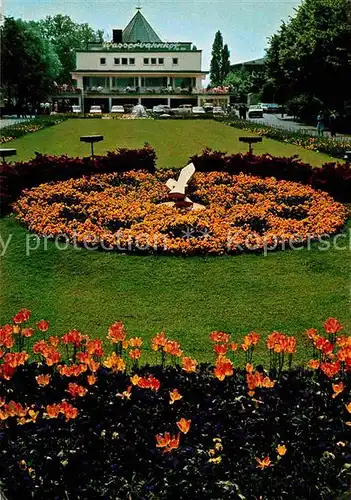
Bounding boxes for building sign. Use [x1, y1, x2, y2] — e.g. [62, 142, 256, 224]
[103, 42, 187, 50]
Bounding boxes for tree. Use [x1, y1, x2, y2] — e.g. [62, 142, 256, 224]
[210, 31, 223, 86]
[265, 0, 351, 110]
[33, 15, 104, 83]
[221, 44, 231, 82]
[1, 17, 62, 107]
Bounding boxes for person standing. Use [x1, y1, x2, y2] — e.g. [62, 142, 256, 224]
[316, 113, 325, 136]
[329, 111, 337, 137]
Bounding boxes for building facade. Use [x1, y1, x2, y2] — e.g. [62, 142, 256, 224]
[53, 10, 231, 111]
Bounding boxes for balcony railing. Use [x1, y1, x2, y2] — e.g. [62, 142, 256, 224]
[51, 86, 233, 96]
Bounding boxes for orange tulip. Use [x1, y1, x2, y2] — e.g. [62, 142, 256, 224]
[246, 363, 254, 373]
[130, 374, 141, 386]
[107, 322, 126, 343]
[87, 374, 97, 386]
[308, 359, 320, 370]
[155, 432, 171, 448]
[36, 374, 51, 386]
[181, 356, 197, 373]
[169, 389, 183, 405]
[255, 456, 272, 469]
[164, 433, 180, 452]
[66, 383, 88, 398]
[345, 403, 351, 414]
[209, 331, 230, 343]
[277, 444, 287, 456]
[46, 404, 60, 418]
[176, 418, 191, 434]
[332, 381, 344, 398]
[129, 349, 141, 360]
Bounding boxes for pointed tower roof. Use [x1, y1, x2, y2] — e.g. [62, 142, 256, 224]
[123, 10, 162, 43]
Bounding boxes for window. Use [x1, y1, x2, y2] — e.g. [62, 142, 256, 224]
[151, 58, 157, 65]
[129, 58, 135, 65]
[100, 57, 106, 65]
[143, 58, 149, 65]
[158, 58, 164, 65]
[114, 58, 120, 65]
[122, 58, 128, 65]
[172, 58, 179, 65]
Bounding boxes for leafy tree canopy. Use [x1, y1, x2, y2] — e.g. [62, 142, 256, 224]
[265, 0, 351, 109]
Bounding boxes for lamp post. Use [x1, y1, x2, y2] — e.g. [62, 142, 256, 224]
[0, 148, 17, 164]
[239, 136, 263, 155]
[80, 136, 104, 158]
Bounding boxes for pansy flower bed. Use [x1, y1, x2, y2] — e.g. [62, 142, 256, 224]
[0, 311, 350, 499]
[13, 170, 348, 255]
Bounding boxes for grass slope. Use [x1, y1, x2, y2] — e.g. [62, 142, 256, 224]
[1, 216, 350, 364]
[5, 119, 337, 168]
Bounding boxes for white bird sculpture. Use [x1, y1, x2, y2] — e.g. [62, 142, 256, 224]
[166, 162, 195, 200]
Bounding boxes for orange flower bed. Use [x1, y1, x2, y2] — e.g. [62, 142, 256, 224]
[14, 170, 348, 255]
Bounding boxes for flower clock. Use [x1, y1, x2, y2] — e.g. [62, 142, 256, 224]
[14, 169, 348, 255]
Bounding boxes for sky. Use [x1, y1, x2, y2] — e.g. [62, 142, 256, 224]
[3, 0, 302, 70]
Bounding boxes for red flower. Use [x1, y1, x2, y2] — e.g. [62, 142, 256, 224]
[129, 349, 141, 360]
[214, 344, 227, 356]
[107, 322, 126, 343]
[209, 331, 230, 343]
[37, 320, 49, 332]
[13, 309, 31, 324]
[62, 330, 85, 346]
[324, 318, 343, 335]
[66, 383, 88, 398]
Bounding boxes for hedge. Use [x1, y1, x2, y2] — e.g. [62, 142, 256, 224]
[190, 148, 351, 202]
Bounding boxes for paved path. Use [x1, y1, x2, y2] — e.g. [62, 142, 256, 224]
[247, 113, 349, 140]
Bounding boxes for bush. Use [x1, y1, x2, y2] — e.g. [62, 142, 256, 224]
[0, 145, 157, 214]
[0, 311, 350, 499]
[190, 148, 351, 202]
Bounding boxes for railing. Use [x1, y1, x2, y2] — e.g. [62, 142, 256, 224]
[52, 87, 233, 96]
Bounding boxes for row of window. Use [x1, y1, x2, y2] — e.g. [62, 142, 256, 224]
[99, 57, 179, 66]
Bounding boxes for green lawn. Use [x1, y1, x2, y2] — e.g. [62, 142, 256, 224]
[6, 118, 337, 167]
[1, 216, 350, 364]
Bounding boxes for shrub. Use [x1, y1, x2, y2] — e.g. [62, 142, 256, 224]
[0, 311, 350, 499]
[190, 148, 351, 202]
[0, 145, 156, 214]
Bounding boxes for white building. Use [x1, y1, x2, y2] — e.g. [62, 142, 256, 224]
[54, 9, 230, 111]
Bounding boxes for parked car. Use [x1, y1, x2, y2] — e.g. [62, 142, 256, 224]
[72, 105, 82, 113]
[192, 106, 205, 115]
[173, 104, 193, 115]
[153, 105, 171, 114]
[248, 105, 263, 118]
[89, 105, 102, 114]
[203, 104, 214, 113]
[267, 103, 280, 113]
[258, 103, 269, 113]
[110, 105, 125, 114]
[213, 106, 225, 115]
